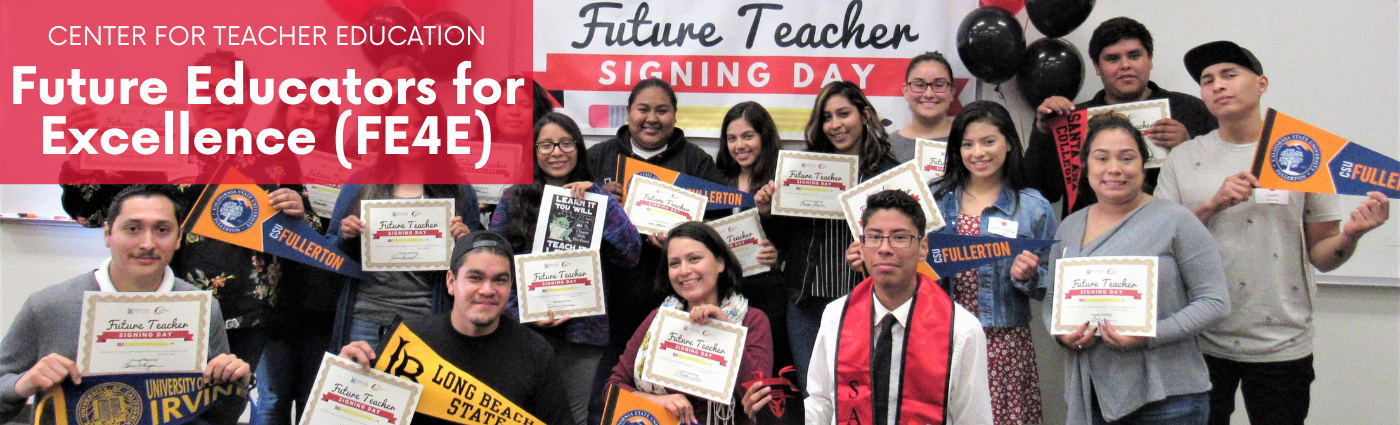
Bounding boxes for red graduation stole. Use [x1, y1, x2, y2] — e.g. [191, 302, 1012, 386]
[835, 274, 954, 425]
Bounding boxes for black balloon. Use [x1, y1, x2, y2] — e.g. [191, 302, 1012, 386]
[359, 4, 421, 67]
[957, 6, 1025, 84]
[422, 12, 479, 80]
[1016, 37, 1085, 107]
[1026, 0, 1095, 38]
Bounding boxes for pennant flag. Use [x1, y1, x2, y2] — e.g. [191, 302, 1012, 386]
[617, 156, 755, 210]
[925, 233, 1057, 279]
[600, 384, 680, 425]
[183, 163, 370, 280]
[1252, 109, 1400, 198]
[1047, 110, 1089, 210]
[373, 322, 544, 425]
[33, 372, 248, 425]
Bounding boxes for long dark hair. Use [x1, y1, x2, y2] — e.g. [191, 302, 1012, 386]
[717, 102, 780, 192]
[935, 101, 1029, 200]
[805, 81, 894, 177]
[654, 222, 746, 310]
[496, 113, 596, 253]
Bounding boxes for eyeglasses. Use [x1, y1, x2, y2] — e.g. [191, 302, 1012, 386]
[905, 79, 953, 94]
[860, 234, 923, 248]
[535, 141, 577, 154]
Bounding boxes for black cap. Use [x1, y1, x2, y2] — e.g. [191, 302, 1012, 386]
[450, 230, 513, 270]
[1184, 41, 1264, 83]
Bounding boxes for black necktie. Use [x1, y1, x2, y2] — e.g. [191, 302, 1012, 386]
[872, 314, 897, 425]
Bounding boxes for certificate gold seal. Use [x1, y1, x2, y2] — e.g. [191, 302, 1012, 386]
[75, 382, 142, 425]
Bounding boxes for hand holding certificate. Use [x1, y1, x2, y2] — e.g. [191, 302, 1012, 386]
[1086, 99, 1171, 167]
[706, 209, 770, 277]
[624, 176, 708, 236]
[514, 249, 606, 322]
[360, 199, 455, 272]
[1050, 256, 1160, 337]
[76, 291, 213, 374]
[772, 151, 859, 218]
[301, 353, 423, 425]
[839, 162, 945, 238]
[641, 307, 747, 404]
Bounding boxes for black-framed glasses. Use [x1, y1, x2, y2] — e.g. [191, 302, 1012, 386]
[860, 234, 923, 248]
[535, 140, 577, 154]
[905, 79, 953, 94]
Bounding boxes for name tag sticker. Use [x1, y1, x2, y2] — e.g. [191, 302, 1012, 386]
[987, 218, 1019, 238]
[1254, 189, 1290, 205]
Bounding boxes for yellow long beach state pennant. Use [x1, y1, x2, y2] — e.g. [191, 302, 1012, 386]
[372, 322, 546, 425]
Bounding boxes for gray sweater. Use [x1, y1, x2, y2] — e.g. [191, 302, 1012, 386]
[1041, 198, 1230, 422]
[0, 272, 238, 424]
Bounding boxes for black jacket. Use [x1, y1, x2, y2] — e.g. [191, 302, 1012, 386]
[587, 126, 726, 186]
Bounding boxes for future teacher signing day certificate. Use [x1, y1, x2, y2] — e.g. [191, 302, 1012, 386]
[623, 176, 708, 236]
[514, 249, 606, 322]
[640, 307, 748, 404]
[76, 291, 213, 375]
[360, 199, 455, 272]
[300, 353, 423, 425]
[1051, 256, 1161, 337]
[772, 151, 859, 219]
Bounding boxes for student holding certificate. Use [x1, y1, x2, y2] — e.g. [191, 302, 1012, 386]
[491, 112, 642, 425]
[0, 187, 252, 424]
[927, 101, 1057, 424]
[714, 102, 787, 373]
[754, 81, 899, 389]
[608, 222, 773, 425]
[326, 90, 481, 349]
[1018, 115, 1230, 424]
[889, 52, 956, 163]
[1023, 17, 1219, 216]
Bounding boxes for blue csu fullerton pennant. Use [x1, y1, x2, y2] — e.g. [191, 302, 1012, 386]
[1252, 109, 1400, 198]
[618, 156, 755, 210]
[924, 233, 1057, 278]
[33, 372, 248, 425]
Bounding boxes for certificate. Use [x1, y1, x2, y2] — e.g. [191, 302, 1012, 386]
[77, 104, 188, 173]
[640, 307, 748, 404]
[1086, 99, 1171, 168]
[533, 185, 608, 253]
[360, 199, 455, 271]
[1050, 256, 1160, 337]
[514, 249, 606, 322]
[475, 184, 510, 205]
[772, 151, 859, 219]
[454, 141, 527, 184]
[300, 353, 423, 425]
[838, 162, 945, 238]
[300, 152, 368, 218]
[76, 291, 212, 375]
[914, 138, 949, 184]
[623, 176, 708, 236]
[706, 209, 770, 277]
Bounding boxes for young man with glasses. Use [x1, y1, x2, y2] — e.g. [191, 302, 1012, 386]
[743, 190, 992, 425]
[1023, 17, 1219, 216]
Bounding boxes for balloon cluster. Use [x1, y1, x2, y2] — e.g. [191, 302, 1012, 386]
[326, 0, 476, 79]
[958, 0, 1095, 106]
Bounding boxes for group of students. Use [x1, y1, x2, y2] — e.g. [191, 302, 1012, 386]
[0, 15, 1391, 425]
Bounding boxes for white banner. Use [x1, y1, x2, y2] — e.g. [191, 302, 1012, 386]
[533, 0, 980, 139]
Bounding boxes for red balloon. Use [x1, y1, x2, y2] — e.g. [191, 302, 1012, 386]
[979, 0, 1025, 15]
[404, 0, 445, 17]
[327, 0, 386, 24]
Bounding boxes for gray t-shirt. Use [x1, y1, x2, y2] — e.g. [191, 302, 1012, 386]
[888, 130, 947, 164]
[1157, 130, 1344, 362]
[355, 195, 436, 325]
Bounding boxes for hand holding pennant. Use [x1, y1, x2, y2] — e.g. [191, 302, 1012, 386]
[183, 161, 370, 280]
[1251, 109, 1400, 199]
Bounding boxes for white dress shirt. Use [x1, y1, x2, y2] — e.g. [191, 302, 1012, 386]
[94, 258, 176, 293]
[805, 291, 992, 425]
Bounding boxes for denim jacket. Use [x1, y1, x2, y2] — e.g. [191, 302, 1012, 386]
[931, 182, 1058, 328]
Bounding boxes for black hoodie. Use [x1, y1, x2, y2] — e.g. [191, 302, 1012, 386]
[587, 126, 726, 186]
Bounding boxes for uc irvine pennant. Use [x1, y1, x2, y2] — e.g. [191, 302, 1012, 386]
[33, 372, 248, 425]
[925, 233, 1057, 278]
[1252, 109, 1400, 198]
[183, 163, 370, 280]
[618, 156, 755, 209]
